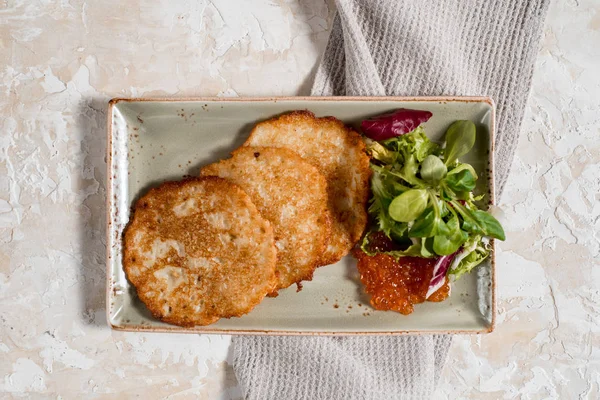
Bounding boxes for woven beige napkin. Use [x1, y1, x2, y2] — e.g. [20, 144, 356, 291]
[233, 1, 550, 398]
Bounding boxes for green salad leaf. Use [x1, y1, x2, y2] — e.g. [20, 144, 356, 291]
[449, 200, 505, 240]
[367, 140, 397, 164]
[420, 155, 447, 184]
[362, 114, 505, 283]
[447, 163, 478, 180]
[444, 169, 476, 192]
[443, 120, 476, 166]
[433, 213, 468, 255]
[448, 235, 490, 280]
[408, 195, 450, 238]
[389, 189, 429, 222]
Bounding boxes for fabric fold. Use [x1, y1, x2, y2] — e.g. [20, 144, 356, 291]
[234, 0, 550, 399]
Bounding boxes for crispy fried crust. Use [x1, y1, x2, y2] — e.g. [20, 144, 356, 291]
[243, 110, 371, 265]
[123, 177, 277, 327]
[201, 147, 331, 292]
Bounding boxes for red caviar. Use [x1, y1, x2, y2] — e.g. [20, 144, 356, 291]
[353, 232, 450, 315]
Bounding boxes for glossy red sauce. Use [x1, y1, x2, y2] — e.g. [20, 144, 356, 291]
[353, 232, 450, 315]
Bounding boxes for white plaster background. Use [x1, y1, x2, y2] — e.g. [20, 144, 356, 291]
[0, 0, 598, 398]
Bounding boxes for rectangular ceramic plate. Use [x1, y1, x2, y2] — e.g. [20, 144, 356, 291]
[107, 96, 496, 335]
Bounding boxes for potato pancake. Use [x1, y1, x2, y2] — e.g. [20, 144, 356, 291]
[123, 177, 277, 327]
[201, 147, 330, 292]
[244, 111, 370, 265]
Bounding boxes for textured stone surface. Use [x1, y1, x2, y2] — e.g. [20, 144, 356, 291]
[0, 0, 598, 398]
[437, 1, 600, 398]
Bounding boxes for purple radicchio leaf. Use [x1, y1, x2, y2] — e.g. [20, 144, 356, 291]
[361, 108, 433, 141]
[426, 250, 459, 299]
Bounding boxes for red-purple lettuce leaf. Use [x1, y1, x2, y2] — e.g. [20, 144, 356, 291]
[361, 108, 433, 141]
[425, 251, 457, 299]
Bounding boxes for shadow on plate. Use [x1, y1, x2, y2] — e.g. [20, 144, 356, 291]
[188, 120, 256, 176]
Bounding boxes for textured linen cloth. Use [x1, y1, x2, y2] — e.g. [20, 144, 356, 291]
[233, 1, 550, 399]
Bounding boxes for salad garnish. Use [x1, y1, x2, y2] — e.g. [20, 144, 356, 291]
[360, 109, 505, 297]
